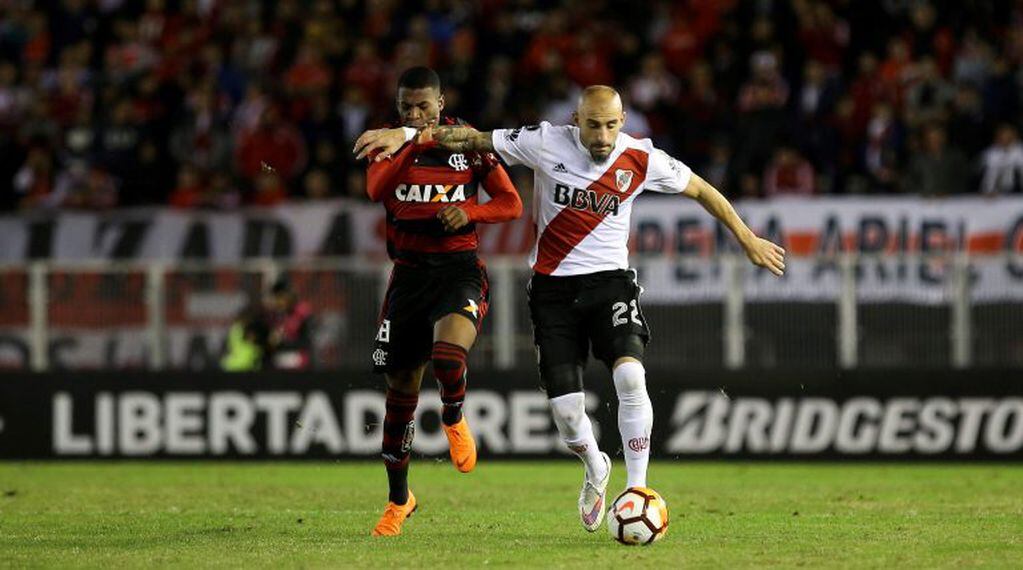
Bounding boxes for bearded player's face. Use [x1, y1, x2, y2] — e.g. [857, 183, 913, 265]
[574, 104, 625, 162]
[397, 87, 443, 128]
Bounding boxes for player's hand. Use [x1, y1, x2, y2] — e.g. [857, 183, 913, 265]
[434, 126, 479, 152]
[353, 128, 407, 161]
[742, 237, 786, 276]
[437, 206, 470, 232]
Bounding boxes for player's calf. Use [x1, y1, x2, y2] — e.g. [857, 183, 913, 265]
[381, 388, 418, 504]
[432, 341, 468, 425]
[613, 360, 652, 489]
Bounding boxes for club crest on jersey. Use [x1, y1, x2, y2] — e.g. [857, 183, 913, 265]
[554, 183, 620, 216]
[395, 183, 467, 203]
[615, 169, 634, 192]
[448, 153, 470, 171]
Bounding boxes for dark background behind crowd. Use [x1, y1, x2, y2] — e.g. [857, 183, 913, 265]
[3, 0, 1023, 212]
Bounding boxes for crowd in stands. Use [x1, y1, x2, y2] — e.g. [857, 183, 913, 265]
[2, 0, 1023, 211]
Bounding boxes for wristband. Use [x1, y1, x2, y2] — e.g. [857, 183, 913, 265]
[401, 127, 418, 143]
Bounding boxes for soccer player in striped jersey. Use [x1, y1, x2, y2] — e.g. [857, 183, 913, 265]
[354, 67, 522, 536]
[355, 85, 784, 532]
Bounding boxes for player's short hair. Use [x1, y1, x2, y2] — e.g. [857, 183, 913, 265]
[397, 66, 441, 92]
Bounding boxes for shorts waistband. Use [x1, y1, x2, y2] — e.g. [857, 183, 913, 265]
[530, 268, 631, 284]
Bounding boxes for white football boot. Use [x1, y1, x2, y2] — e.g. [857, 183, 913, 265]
[578, 452, 612, 532]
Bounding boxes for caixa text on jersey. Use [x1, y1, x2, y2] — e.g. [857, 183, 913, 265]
[394, 183, 471, 203]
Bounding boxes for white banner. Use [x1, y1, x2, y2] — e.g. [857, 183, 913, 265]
[1, 197, 1022, 306]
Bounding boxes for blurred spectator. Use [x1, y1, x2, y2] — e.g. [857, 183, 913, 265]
[0, 62, 29, 130]
[864, 103, 904, 192]
[99, 100, 142, 180]
[904, 57, 953, 128]
[763, 146, 816, 198]
[980, 125, 1023, 195]
[267, 278, 314, 371]
[235, 105, 307, 183]
[303, 169, 332, 200]
[284, 43, 331, 98]
[221, 299, 270, 372]
[877, 37, 914, 106]
[702, 140, 732, 195]
[947, 85, 987, 156]
[629, 54, 679, 111]
[250, 170, 287, 206]
[733, 52, 789, 187]
[795, 0, 849, 70]
[206, 172, 242, 210]
[904, 124, 970, 196]
[55, 163, 119, 209]
[13, 148, 57, 209]
[169, 85, 231, 172]
[168, 164, 206, 209]
[337, 87, 369, 149]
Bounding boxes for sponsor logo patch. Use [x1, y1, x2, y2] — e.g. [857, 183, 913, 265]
[615, 169, 634, 193]
[448, 153, 469, 171]
[463, 299, 479, 318]
[628, 437, 650, 452]
[394, 183, 468, 203]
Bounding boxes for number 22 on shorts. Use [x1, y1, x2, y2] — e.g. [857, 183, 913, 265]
[611, 300, 641, 327]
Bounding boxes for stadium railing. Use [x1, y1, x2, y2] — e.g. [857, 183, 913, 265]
[1, 253, 1020, 372]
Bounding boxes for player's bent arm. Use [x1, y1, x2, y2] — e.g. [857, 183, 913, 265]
[433, 126, 495, 153]
[684, 173, 787, 276]
[463, 165, 523, 223]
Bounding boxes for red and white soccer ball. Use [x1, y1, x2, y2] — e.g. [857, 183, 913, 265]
[607, 487, 669, 545]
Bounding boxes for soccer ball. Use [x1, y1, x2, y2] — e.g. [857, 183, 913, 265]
[607, 487, 669, 545]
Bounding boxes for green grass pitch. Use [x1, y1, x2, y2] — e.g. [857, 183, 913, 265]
[1, 461, 1021, 568]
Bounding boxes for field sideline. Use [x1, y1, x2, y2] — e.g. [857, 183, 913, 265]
[1, 461, 1021, 568]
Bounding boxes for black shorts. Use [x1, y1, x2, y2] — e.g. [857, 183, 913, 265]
[528, 269, 650, 395]
[372, 252, 489, 373]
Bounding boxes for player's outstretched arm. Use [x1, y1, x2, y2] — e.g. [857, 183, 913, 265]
[684, 173, 786, 276]
[433, 126, 495, 153]
[353, 127, 421, 161]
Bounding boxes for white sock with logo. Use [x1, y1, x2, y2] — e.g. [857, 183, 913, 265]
[613, 361, 653, 488]
[549, 392, 607, 483]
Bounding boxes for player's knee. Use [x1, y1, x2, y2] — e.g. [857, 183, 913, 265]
[613, 360, 648, 402]
[386, 373, 421, 396]
[541, 363, 583, 398]
[610, 335, 646, 364]
[549, 391, 586, 427]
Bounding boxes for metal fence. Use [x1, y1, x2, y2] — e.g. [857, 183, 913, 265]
[0, 254, 1020, 372]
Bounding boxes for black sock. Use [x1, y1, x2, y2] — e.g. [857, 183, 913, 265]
[386, 465, 409, 505]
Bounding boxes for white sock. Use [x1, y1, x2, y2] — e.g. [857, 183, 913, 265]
[614, 361, 653, 488]
[549, 392, 607, 483]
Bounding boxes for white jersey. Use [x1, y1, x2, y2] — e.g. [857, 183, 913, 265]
[492, 122, 693, 276]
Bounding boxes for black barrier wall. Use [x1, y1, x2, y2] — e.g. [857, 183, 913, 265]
[0, 370, 1020, 460]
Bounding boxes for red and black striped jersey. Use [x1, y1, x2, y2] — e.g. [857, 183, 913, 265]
[366, 116, 522, 263]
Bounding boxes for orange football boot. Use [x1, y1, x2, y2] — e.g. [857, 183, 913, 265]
[371, 491, 417, 536]
[442, 416, 477, 473]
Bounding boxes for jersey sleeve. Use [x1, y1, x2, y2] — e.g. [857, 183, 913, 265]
[644, 148, 693, 195]
[364, 139, 438, 201]
[492, 122, 548, 169]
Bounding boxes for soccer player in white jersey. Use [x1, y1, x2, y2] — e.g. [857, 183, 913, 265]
[354, 86, 786, 532]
